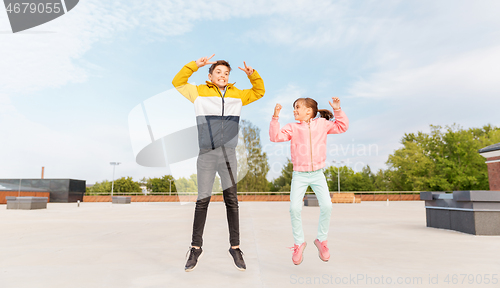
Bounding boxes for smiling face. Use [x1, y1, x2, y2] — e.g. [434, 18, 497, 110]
[293, 100, 313, 122]
[208, 65, 230, 89]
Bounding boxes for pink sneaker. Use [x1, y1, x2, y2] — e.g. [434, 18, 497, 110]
[289, 242, 307, 265]
[314, 239, 330, 262]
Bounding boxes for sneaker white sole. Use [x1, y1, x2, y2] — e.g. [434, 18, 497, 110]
[314, 241, 329, 262]
[185, 250, 204, 272]
[227, 250, 246, 271]
[293, 242, 306, 265]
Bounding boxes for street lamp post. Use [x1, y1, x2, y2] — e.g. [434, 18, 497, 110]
[168, 179, 173, 196]
[110, 162, 121, 197]
[18, 178, 22, 197]
[332, 160, 344, 193]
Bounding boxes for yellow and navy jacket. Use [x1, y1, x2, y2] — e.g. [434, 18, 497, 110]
[172, 61, 265, 150]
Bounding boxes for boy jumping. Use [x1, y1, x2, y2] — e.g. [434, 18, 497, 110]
[172, 54, 265, 271]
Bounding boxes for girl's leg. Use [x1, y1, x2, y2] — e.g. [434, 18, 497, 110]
[310, 170, 332, 242]
[290, 171, 310, 245]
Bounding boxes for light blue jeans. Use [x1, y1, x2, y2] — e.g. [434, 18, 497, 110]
[290, 170, 332, 245]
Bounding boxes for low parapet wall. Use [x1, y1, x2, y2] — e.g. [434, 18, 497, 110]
[421, 191, 500, 235]
[82, 192, 421, 203]
[83, 195, 292, 202]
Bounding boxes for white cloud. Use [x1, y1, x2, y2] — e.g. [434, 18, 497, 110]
[0, 0, 341, 94]
[349, 45, 500, 101]
[0, 95, 135, 180]
[0, 1, 130, 93]
[240, 0, 402, 49]
[0, 0, 279, 183]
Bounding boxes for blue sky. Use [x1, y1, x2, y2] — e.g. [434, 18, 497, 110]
[1, 0, 500, 184]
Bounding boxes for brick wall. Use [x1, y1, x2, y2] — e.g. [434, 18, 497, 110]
[0, 191, 51, 204]
[487, 156, 500, 190]
[82, 194, 420, 202]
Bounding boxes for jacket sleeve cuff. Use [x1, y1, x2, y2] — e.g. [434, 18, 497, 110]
[186, 61, 199, 72]
[248, 69, 260, 80]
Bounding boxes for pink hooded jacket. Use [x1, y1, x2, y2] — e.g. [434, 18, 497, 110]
[269, 109, 349, 172]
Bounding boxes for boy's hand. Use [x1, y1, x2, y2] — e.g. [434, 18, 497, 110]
[274, 103, 282, 117]
[196, 54, 216, 68]
[329, 97, 341, 111]
[238, 61, 254, 76]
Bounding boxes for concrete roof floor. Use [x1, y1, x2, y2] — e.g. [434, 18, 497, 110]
[1, 201, 499, 288]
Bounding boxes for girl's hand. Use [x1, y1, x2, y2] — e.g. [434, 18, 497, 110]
[274, 103, 282, 117]
[195, 54, 216, 68]
[238, 61, 254, 76]
[329, 97, 341, 111]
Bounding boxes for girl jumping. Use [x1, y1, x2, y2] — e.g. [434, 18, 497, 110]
[269, 97, 349, 265]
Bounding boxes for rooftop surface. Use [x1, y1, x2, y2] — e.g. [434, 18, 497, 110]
[479, 142, 500, 153]
[1, 201, 499, 288]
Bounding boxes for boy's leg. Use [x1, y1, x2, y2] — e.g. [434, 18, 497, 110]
[290, 171, 310, 245]
[218, 146, 239, 247]
[218, 146, 246, 271]
[191, 149, 217, 247]
[309, 170, 332, 242]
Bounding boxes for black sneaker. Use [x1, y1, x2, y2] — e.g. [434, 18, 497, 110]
[185, 247, 203, 272]
[228, 247, 246, 271]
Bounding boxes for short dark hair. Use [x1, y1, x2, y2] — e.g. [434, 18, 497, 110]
[209, 60, 232, 74]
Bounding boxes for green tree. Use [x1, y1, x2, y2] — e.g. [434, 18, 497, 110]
[174, 174, 221, 193]
[386, 140, 436, 191]
[88, 180, 112, 193]
[373, 168, 391, 191]
[358, 165, 376, 191]
[324, 165, 378, 192]
[112, 177, 142, 192]
[387, 124, 500, 191]
[175, 174, 198, 192]
[269, 158, 293, 192]
[237, 120, 270, 192]
[88, 177, 142, 193]
[147, 175, 177, 193]
[325, 165, 352, 191]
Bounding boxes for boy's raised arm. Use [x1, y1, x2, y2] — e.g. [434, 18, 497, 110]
[240, 61, 265, 106]
[238, 61, 254, 76]
[172, 54, 216, 103]
[196, 54, 216, 68]
[172, 54, 216, 88]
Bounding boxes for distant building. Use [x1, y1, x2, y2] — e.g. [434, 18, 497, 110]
[479, 143, 500, 190]
[0, 179, 86, 203]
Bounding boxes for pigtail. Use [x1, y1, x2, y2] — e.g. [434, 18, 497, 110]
[318, 109, 333, 120]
